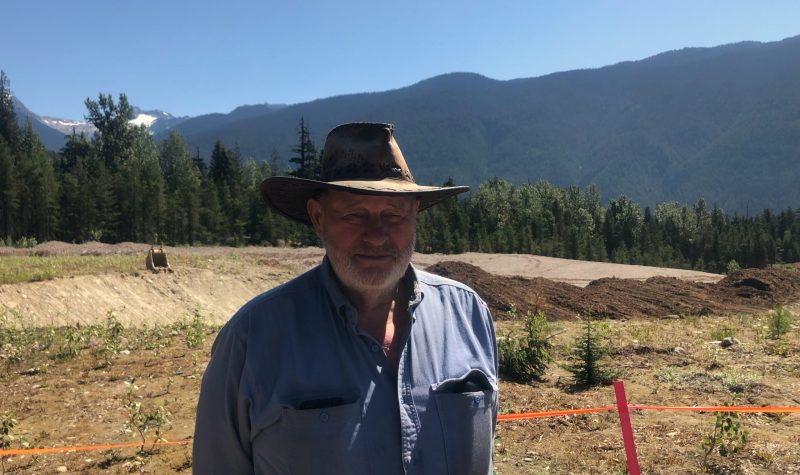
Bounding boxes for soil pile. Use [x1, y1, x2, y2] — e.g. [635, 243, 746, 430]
[715, 266, 800, 305]
[427, 261, 800, 320]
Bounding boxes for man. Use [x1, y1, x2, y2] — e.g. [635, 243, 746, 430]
[193, 122, 498, 474]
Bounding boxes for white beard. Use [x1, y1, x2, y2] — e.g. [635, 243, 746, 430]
[324, 234, 415, 294]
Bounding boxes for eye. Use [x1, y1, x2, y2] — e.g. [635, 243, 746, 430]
[384, 212, 405, 222]
[342, 211, 366, 222]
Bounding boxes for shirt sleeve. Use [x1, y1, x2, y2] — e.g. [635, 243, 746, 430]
[193, 318, 253, 474]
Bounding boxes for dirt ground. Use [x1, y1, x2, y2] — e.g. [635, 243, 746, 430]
[1, 243, 799, 474]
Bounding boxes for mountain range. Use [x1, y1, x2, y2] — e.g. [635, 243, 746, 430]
[12, 97, 190, 147]
[14, 34, 800, 212]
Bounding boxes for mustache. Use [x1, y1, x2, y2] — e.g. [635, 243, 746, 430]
[350, 245, 398, 257]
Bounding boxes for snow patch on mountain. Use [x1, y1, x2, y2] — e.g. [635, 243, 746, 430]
[130, 113, 158, 127]
[40, 117, 96, 135]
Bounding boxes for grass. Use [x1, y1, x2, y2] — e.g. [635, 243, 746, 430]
[0, 252, 296, 285]
[0, 255, 142, 285]
[0, 310, 220, 372]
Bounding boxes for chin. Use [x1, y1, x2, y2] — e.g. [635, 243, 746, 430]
[341, 267, 404, 292]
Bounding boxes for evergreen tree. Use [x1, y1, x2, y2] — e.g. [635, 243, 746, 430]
[159, 131, 201, 243]
[0, 137, 17, 240]
[0, 72, 19, 242]
[289, 117, 320, 179]
[192, 147, 207, 175]
[209, 140, 245, 243]
[565, 315, 620, 387]
[0, 71, 19, 150]
[15, 120, 58, 241]
[116, 127, 165, 243]
[84, 93, 135, 171]
[59, 130, 92, 172]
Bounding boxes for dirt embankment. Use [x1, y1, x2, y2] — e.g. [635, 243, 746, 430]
[427, 261, 800, 320]
[2, 241, 797, 325]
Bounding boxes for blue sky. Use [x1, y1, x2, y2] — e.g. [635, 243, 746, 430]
[3, 0, 799, 119]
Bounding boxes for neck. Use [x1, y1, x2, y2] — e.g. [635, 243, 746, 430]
[342, 282, 400, 316]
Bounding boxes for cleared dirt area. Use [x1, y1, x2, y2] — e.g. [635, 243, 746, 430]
[1, 243, 799, 474]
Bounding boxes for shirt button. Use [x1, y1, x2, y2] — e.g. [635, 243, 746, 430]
[370, 344, 380, 353]
[473, 395, 482, 406]
[319, 412, 329, 422]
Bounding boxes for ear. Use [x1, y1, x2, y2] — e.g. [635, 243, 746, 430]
[307, 197, 324, 236]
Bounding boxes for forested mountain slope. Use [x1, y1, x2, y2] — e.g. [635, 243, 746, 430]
[163, 35, 800, 212]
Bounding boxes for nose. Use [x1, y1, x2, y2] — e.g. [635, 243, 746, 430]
[361, 215, 389, 247]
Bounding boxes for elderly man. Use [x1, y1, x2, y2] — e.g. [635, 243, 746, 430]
[193, 123, 498, 474]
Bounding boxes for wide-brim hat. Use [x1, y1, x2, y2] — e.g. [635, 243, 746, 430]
[260, 122, 469, 225]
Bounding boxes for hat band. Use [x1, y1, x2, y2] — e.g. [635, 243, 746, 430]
[322, 162, 415, 183]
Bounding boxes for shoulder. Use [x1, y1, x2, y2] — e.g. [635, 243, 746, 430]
[415, 268, 489, 309]
[223, 264, 322, 332]
[416, 268, 481, 296]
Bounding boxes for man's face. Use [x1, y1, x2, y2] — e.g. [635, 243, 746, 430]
[308, 190, 419, 294]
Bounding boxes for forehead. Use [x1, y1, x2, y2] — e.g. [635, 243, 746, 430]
[320, 190, 417, 209]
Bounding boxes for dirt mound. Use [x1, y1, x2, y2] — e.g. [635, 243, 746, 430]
[427, 261, 800, 320]
[427, 261, 582, 320]
[716, 267, 800, 305]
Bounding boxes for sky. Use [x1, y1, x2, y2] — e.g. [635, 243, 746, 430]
[2, 0, 800, 120]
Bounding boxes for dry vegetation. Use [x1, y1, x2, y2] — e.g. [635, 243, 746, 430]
[1, 244, 799, 474]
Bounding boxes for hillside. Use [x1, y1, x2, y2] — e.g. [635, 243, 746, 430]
[160, 35, 800, 212]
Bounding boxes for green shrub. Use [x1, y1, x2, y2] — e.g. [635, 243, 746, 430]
[173, 310, 207, 349]
[55, 324, 94, 360]
[0, 413, 18, 449]
[768, 304, 793, 340]
[702, 408, 749, 470]
[93, 311, 125, 367]
[498, 307, 553, 382]
[123, 383, 171, 453]
[564, 315, 620, 387]
[726, 260, 741, 274]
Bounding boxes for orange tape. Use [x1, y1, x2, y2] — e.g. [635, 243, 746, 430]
[2, 405, 798, 456]
[629, 405, 800, 413]
[0, 439, 190, 456]
[498, 406, 616, 420]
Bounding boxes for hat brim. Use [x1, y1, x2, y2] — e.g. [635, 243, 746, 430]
[260, 176, 469, 225]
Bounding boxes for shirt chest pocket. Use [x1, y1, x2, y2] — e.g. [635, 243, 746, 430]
[254, 397, 366, 474]
[432, 369, 497, 475]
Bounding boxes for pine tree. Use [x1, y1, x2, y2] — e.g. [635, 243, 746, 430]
[0, 72, 19, 242]
[208, 140, 245, 243]
[15, 120, 58, 241]
[0, 71, 19, 150]
[0, 137, 17, 241]
[159, 131, 201, 243]
[84, 93, 136, 171]
[565, 315, 620, 387]
[116, 127, 165, 243]
[289, 117, 320, 179]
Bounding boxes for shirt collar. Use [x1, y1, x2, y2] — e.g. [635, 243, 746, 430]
[319, 256, 424, 327]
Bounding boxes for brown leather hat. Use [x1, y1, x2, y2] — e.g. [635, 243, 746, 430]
[260, 122, 469, 225]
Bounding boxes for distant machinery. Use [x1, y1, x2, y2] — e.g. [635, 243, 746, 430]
[146, 245, 172, 272]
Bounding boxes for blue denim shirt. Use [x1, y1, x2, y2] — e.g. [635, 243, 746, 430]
[193, 257, 498, 474]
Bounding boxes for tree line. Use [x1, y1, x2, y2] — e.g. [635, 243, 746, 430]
[1, 75, 798, 273]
